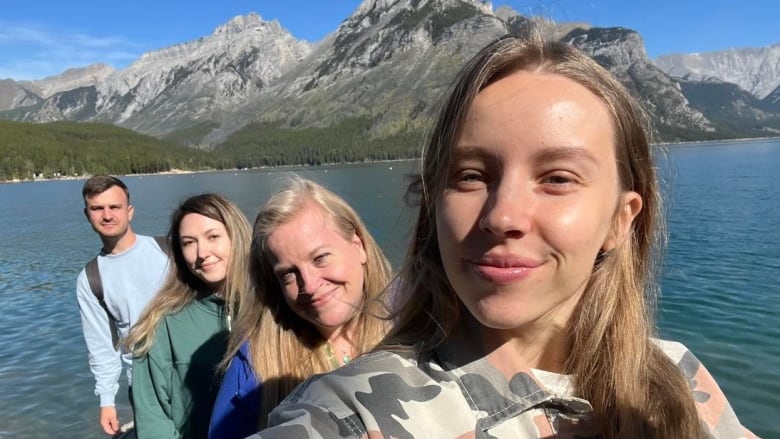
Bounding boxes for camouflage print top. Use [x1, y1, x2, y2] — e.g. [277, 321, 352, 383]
[248, 338, 758, 439]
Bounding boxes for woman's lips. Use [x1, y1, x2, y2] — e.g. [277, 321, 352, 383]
[198, 261, 217, 271]
[469, 255, 541, 284]
[300, 287, 338, 308]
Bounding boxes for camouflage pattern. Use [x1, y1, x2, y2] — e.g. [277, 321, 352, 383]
[247, 338, 757, 439]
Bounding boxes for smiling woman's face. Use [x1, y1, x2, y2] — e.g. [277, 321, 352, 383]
[266, 203, 368, 338]
[179, 213, 232, 291]
[435, 70, 642, 340]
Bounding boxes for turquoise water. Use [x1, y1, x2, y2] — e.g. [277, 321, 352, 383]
[0, 140, 777, 438]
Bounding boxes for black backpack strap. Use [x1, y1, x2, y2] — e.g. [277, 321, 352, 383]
[85, 256, 120, 348]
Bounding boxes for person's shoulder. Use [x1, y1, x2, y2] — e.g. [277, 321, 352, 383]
[286, 350, 416, 401]
[651, 338, 707, 377]
[75, 266, 92, 297]
[76, 266, 89, 283]
[651, 338, 690, 363]
[135, 234, 161, 250]
[238, 340, 251, 359]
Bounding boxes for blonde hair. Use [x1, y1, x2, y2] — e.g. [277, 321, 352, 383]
[225, 177, 392, 427]
[386, 34, 703, 438]
[126, 193, 251, 356]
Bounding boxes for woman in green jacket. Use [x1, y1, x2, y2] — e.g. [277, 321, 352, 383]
[126, 193, 251, 439]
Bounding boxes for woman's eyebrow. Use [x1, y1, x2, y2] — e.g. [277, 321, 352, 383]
[533, 145, 599, 166]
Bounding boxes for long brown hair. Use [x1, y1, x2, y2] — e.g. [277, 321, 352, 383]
[224, 176, 392, 428]
[126, 193, 251, 356]
[385, 34, 702, 438]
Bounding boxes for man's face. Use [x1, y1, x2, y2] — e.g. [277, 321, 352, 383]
[83, 186, 134, 240]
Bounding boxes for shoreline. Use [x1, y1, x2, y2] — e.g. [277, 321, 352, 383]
[3, 137, 778, 184]
[0, 157, 418, 184]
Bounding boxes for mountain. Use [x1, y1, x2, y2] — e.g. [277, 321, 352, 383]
[5, 13, 311, 138]
[655, 44, 780, 99]
[676, 78, 780, 137]
[2, 0, 778, 157]
[216, 0, 716, 159]
[0, 80, 41, 112]
[562, 27, 714, 139]
[20, 64, 116, 99]
[0, 64, 115, 112]
[217, 0, 503, 141]
[762, 84, 780, 111]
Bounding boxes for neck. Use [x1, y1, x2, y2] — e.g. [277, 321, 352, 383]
[323, 323, 357, 363]
[101, 229, 137, 255]
[469, 313, 572, 375]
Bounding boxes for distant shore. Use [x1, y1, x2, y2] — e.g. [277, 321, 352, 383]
[3, 137, 779, 184]
[659, 135, 780, 147]
[0, 168, 199, 184]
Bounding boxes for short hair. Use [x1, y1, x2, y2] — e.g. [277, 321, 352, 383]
[82, 175, 130, 203]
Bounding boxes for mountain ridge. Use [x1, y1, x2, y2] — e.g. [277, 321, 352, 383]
[1, 0, 778, 149]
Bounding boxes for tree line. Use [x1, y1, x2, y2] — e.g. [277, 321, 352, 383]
[0, 120, 225, 181]
[0, 118, 426, 182]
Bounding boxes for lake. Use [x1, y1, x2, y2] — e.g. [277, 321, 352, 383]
[0, 139, 777, 438]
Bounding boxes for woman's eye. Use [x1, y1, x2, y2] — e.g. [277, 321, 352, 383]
[181, 240, 194, 247]
[544, 174, 574, 184]
[279, 272, 296, 284]
[314, 253, 330, 265]
[540, 172, 581, 192]
[460, 170, 483, 181]
[208, 234, 220, 240]
[451, 169, 487, 188]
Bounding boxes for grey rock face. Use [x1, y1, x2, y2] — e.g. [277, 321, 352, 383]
[564, 27, 713, 134]
[4, 0, 775, 144]
[656, 44, 780, 99]
[6, 13, 311, 136]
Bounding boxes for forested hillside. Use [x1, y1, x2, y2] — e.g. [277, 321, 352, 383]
[0, 120, 224, 181]
[215, 117, 425, 168]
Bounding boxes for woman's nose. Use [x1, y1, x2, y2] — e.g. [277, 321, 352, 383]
[296, 266, 320, 294]
[478, 179, 533, 238]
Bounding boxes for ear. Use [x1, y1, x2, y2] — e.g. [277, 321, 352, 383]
[351, 233, 368, 265]
[83, 207, 89, 221]
[602, 191, 642, 251]
[128, 204, 135, 222]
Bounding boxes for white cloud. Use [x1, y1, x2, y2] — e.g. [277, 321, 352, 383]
[0, 22, 144, 80]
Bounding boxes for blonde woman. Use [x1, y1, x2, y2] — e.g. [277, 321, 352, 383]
[248, 35, 756, 438]
[208, 177, 392, 438]
[126, 193, 251, 439]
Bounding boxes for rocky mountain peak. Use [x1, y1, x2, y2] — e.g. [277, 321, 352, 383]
[213, 12, 278, 36]
[3, 3, 775, 146]
[655, 43, 780, 99]
[564, 26, 713, 134]
[21, 64, 115, 99]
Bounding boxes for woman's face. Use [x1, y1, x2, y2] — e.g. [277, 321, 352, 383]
[179, 213, 232, 291]
[266, 203, 368, 338]
[435, 70, 641, 340]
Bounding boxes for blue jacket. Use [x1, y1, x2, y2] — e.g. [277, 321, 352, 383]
[208, 341, 261, 439]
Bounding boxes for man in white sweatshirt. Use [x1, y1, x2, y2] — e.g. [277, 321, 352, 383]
[76, 175, 169, 436]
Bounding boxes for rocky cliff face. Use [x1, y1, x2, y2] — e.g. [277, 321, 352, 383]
[564, 27, 714, 136]
[0, 64, 114, 112]
[0, 80, 41, 112]
[3, 0, 776, 144]
[655, 44, 780, 99]
[7, 13, 311, 136]
[216, 0, 507, 143]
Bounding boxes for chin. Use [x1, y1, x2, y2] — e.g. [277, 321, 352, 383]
[471, 306, 534, 331]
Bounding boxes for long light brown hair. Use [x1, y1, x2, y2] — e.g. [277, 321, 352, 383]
[126, 193, 251, 356]
[385, 34, 703, 438]
[224, 177, 392, 428]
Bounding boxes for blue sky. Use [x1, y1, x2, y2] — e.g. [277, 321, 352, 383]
[1, 0, 776, 80]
